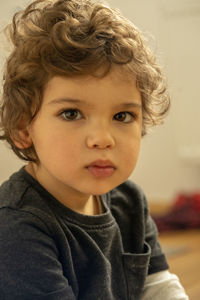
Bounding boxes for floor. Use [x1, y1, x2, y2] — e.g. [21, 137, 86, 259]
[159, 229, 200, 299]
[150, 203, 200, 299]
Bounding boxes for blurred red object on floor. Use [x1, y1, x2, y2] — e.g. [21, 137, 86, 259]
[152, 192, 200, 232]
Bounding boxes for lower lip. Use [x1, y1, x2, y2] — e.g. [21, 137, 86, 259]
[87, 166, 115, 178]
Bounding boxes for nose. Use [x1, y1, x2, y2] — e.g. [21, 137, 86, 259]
[86, 125, 115, 150]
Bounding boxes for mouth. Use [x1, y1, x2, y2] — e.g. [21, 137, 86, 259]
[86, 160, 116, 178]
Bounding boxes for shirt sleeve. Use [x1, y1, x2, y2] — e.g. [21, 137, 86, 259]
[0, 207, 76, 300]
[141, 270, 189, 300]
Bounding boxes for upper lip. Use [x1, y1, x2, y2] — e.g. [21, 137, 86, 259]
[87, 160, 116, 168]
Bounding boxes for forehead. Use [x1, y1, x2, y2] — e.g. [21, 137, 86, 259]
[42, 67, 141, 107]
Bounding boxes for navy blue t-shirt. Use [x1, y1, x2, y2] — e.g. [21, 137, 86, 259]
[0, 168, 168, 299]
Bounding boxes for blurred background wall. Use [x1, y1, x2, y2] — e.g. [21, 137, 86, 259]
[0, 0, 199, 203]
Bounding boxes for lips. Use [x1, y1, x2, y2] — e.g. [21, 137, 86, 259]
[86, 160, 116, 178]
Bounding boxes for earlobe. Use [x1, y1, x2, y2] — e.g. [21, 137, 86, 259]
[11, 116, 33, 149]
[12, 128, 33, 149]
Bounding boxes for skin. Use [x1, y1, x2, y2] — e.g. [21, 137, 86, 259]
[18, 67, 142, 215]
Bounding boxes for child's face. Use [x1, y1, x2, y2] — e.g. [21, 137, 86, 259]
[26, 68, 142, 201]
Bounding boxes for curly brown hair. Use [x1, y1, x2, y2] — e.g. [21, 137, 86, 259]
[0, 0, 170, 162]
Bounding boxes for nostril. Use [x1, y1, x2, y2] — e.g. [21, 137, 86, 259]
[86, 133, 115, 149]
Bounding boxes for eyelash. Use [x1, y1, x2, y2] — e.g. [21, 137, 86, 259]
[114, 111, 136, 123]
[60, 109, 82, 121]
[59, 109, 136, 123]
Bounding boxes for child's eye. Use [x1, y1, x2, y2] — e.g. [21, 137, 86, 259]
[114, 111, 135, 123]
[60, 109, 83, 121]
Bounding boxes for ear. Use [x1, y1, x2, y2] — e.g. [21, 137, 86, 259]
[13, 129, 32, 149]
[12, 118, 33, 149]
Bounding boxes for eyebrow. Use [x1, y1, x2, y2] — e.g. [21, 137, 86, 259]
[48, 97, 142, 109]
[48, 98, 89, 106]
[115, 102, 142, 109]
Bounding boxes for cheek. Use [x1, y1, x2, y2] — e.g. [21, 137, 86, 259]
[39, 132, 81, 163]
[121, 136, 141, 166]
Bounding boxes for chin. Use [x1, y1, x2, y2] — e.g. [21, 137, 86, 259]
[86, 180, 125, 196]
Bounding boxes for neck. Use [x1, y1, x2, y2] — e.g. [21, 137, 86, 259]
[25, 163, 102, 216]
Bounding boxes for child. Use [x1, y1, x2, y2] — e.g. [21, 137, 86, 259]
[0, 0, 188, 299]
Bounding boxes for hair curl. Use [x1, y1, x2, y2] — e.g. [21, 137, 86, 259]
[0, 0, 170, 162]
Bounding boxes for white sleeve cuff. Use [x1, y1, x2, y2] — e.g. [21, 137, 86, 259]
[141, 270, 189, 300]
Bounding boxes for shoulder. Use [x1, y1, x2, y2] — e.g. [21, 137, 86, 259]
[0, 168, 60, 237]
[108, 179, 148, 213]
[0, 167, 42, 209]
[0, 170, 65, 267]
[0, 168, 29, 208]
[107, 180, 148, 237]
[0, 167, 54, 215]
